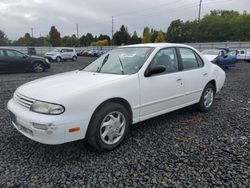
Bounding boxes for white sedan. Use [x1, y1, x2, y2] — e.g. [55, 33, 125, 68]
[7, 43, 225, 150]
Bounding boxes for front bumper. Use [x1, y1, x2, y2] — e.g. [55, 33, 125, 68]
[7, 98, 85, 145]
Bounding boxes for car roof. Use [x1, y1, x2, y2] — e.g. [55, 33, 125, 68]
[120, 43, 192, 49]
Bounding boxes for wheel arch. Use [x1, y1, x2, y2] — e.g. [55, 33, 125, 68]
[91, 97, 133, 120]
[207, 79, 217, 92]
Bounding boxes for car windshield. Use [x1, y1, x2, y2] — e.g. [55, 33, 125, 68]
[82, 47, 154, 75]
[201, 49, 220, 55]
[52, 48, 61, 52]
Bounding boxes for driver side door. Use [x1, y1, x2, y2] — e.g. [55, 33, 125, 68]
[139, 47, 185, 121]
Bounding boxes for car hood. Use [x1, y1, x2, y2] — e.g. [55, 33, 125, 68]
[30, 55, 46, 60]
[203, 54, 218, 62]
[17, 71, 128, 103]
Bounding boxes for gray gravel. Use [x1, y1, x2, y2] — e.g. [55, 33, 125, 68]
[0, 58, 249, 187]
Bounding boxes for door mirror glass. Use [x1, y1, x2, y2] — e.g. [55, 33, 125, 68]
[145, 65, 166, 77]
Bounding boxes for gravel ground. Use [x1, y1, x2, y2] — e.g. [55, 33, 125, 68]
[0, 58, 249, 187]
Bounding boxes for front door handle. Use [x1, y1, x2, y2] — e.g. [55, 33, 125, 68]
[176, 78, 182, 81]
[203, 73, 208, 76]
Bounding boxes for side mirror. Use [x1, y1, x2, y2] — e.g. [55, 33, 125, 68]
[223, 55, 228, 58]
[22, 55, 27, 58]
[145, 65, 166, 77]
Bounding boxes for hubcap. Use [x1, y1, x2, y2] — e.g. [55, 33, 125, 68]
[56, 57, 61, 62]
[204, 88, 214, 108]
[34, 63, 43, 72]
[100, 111, 126, 145]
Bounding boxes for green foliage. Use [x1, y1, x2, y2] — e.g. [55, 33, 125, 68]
[49, 26, 61, 46]
[142, 27, 151, 43]
[0, 30, 9, 46]
[129, 31, 141, 44]
[166, 10, 250, 42]
[61, 34, 79, 47]
[113, 25, 130, 45]
[155, 31, 166, 43]
[91, 39, 109, 46]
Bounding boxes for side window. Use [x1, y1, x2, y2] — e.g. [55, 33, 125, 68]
[151, 48, 178, 74]
[240, 50, 244, 54]
[5, 50, 23, 58]
[194, 53, 204, 67]
[179, 48, 199, 70]
[0, 50, 5, 57]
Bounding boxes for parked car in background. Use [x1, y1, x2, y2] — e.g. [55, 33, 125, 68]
[75, 49, 83, 56]
[7, 43, 225, 150]
[236, 49, 250, 61]
[45, 48, 77, 62]
[0, 48, 50, 73]
[27, 47, 36, 56]
[201, 48, 237, 69]
[79, 50, 89, 56]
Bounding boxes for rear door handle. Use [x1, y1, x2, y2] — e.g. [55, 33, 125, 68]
[176, 78, 182, 81]
[203, 73, 208, 76]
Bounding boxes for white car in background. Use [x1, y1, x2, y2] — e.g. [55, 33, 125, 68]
[45, 48, 77, 62]
[8, 43, 225, 151]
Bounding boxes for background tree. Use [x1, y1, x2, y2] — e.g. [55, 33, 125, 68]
[129, 31, 141, 44]
[113, 25, 130, 45]
[150, 29, 158, 43]
[14, 33, 35, 46]
[98, 34, 111, 44]
[155, 31, 166, 42]
[49, 26, 61, 46]
[142, 27, 151, 43]
[0, 30, 9, 46]
[61, 34, 79, 47]
[85, 33, 94, 46]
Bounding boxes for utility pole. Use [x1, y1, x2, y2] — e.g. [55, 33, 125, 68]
[111, 16, 114, 46]
[198, 0, 202, 22]
[76, 23, 79, 38]
[31, 28, 34, 37]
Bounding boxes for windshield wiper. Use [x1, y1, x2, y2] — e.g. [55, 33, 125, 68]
[118, 56, 124, 75]
[97, 54, 109, 72]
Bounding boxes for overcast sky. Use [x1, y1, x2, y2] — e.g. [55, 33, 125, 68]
[0, 0, 250, 40]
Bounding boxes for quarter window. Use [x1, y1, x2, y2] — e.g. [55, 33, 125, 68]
[151, 48, 178, 74]
[179, 48, 202, 70]
[0, 50, 4, 57]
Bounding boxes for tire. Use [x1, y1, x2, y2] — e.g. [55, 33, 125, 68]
[56, 56, 62, 63]
[32, 62, 45, 73]
[86, 102, 131, 151]
[197, 83, 216, 112]
[72, 56, 77, 61]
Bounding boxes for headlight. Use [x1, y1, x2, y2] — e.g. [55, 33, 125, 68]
[45, 58, 50, 63]
[30, 101, 65, 115]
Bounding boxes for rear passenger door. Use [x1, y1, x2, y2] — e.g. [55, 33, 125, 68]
[177, 47, 208, 103]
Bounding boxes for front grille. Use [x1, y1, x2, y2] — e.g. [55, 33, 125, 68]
[14, 92, 35, 109]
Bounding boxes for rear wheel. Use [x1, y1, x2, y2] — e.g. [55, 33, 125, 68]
[86, 102, 131, 151]
[197, 83, 215, 112]
[32, 62, 44, 73]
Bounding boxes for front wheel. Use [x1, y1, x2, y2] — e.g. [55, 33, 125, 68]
[197, 83, 215, 112]
[86, 102, 131, 151]
[72, 56, 77, 61]
[32, 62, 44, 73]
[56, 56, 62, 63]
